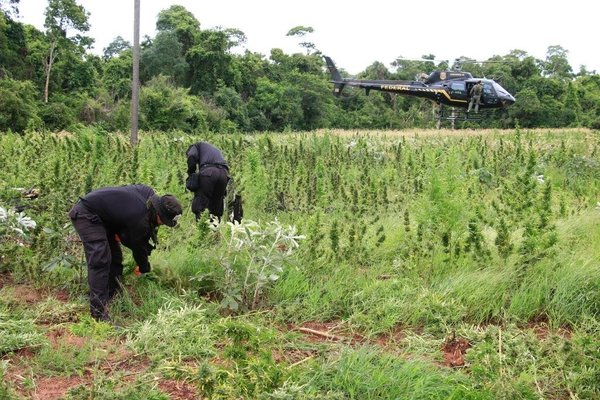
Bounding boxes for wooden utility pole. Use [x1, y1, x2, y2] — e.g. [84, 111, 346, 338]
[130, 0, 140, 146]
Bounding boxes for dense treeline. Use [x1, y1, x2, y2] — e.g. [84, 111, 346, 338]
[1, 0, 600, 133]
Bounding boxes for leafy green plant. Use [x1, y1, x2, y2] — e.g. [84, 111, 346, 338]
[0, 205, 39, 274]
[0, 308, 46, 354]
[41, 223, 87, 286]
[205, 219, 304, 313]
[68, 315, 115, 340]
[127, 303, 214, 361]
[65, 376, 171, 400]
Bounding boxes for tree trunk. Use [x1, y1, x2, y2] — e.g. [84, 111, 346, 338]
[44, 41, 57, 104]
[130, 0, 140, 146]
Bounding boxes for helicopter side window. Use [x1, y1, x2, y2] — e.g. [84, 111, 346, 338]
[483, 82, 495, 96]
[449, 81, 466, 95]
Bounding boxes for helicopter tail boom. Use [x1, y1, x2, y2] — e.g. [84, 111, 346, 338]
[324, 56, 346, 96]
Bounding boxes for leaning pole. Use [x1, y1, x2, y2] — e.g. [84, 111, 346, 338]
[130, 0, 140, 146]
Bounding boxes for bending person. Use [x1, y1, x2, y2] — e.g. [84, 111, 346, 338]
[69, 184, 182, 321]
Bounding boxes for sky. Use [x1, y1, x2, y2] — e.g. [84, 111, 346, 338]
[15, 0, 599, 75]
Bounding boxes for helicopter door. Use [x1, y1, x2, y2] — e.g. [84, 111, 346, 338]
[482, 82, 499, 106]
[449, 81, 467, 100]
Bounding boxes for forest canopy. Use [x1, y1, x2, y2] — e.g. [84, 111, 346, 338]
[1, 1, 600, 133]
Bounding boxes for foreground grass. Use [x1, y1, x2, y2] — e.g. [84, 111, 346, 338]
[1, 277, 598, 399]
[1, 128, 599, 398]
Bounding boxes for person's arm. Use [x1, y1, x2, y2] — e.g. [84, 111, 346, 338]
[130, 230, 153, 273]
[187, 145, 199, 175]
[120, 220, 155, 273]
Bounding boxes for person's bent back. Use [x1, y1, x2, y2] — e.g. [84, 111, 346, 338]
[185, 142, 230, 221]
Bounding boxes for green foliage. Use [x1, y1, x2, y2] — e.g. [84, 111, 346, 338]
[65, 378, 170, 399]
[305, 347, 493, 399]
[193, 219, 303, 313]
[0, 360, 17, 399]
[127, 304, 214, 361]
[68, 315, 115, 340]
[467, 323, 599, 399]
[0, 204, 37, 271]
[102, 35, 130, 59]
[3, 3, 600, 131]
[0, 78, 40, 132]
[0, 308, 46, 354]
[39, 98, 77, 130]
[141, 31, 188, 86]
[139, 75, 210, 132]
[155, 4, 200, 54]
[0, 129, 599, 399]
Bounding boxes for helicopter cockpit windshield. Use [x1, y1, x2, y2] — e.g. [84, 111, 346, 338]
[491, 82, 516, 105]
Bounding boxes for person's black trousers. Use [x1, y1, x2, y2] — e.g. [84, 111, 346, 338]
[69, 203, 123, 321]
[191, 166, 229, 220]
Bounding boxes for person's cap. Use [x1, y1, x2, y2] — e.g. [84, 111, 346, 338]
[150, 194, 182, 227]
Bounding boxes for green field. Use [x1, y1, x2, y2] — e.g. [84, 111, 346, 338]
[1, 128, 599, 399]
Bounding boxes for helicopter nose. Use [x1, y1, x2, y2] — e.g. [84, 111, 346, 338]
[501, 94, 516, 107]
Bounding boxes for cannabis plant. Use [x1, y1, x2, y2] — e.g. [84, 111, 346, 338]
[214, 219, 304, 312]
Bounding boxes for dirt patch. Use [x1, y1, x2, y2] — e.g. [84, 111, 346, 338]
[46, 327, 87, 348]
[526, 322, 572, 341]
[95, 341, 152, 381]
[1, 279, 70, 306]
[10, 283, 44, 304]
[100, 354, 151, 379]
[272, 348, 316, 366]
[0, 272, 11, 288]
[32, 375, 86, 400]
[441, 336, 470, 367]
[374, 326, 405, 347]
[54, 288, 70, 302]
[157, 379, 198, 400]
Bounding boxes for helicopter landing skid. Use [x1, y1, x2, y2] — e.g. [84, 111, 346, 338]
[436, 108, 492, 121]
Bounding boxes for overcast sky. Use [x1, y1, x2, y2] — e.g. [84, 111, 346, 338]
[16, 0, 599, 74]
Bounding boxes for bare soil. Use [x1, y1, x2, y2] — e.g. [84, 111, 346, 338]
[441, 336, 471, 367]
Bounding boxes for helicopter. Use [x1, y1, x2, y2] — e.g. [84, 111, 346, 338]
[324, 56, 515, 120]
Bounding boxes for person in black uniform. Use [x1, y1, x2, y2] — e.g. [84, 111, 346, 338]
[185, 141, 230, 221]
[68, 184, 182, 321]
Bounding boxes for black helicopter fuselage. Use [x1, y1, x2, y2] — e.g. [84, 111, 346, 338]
[325, 56, 516, 109]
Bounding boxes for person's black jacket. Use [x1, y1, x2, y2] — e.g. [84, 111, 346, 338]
[79, 184, 157, 273]
[186, 142, 228, 176]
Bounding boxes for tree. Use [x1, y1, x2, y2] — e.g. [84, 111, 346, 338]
[139, 75, 210, 132]
[230, 51, 268, 99]
[186, 29, 235, 95]
[0, 0, 19, 17]
[510, 87, 542, 127]
[103, 36, 130, 59]
[391, 55, 436, 80]
[156, 5, 200, 55]
[213, 86, 251, 131]
[543, 45, 573, 80]
[42, 0, 92, 103]
[102, 49, 132, 102]
[0, 77, 40, 132]
[0, 10, 27, 79]
[141, 31, 188, 86]
[286, 25, 315, 54]
[222, 28, 246, 49]
[562, 81, 582, 126]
